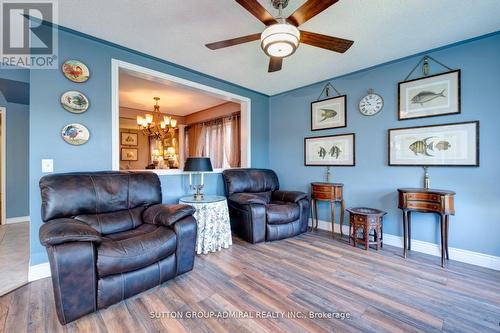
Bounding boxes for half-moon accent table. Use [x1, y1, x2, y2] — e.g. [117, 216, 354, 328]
[397, 188, 455, 267]
[310, 182, 345, 239]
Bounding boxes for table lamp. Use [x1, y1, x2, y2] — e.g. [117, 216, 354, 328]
[184, 157, 213, 201]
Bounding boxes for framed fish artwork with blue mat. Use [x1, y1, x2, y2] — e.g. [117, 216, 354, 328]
[304, 133, 355, 166]
[398, 70, 460, 120]
[311, 95, 347, 130]
[388, 121, 479, 167]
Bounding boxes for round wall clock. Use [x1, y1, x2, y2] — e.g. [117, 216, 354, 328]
[60, 91, 89, 113]
[359, 89, 383, 116]
[62, 60, 90, 83]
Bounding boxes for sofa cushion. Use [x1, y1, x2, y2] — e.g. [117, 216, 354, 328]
[97, 225, 176, 277]
[266, 202, 300, 224]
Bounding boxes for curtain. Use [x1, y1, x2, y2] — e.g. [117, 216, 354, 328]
[185, 113, 240, 169]
[223, 115, 241, 167]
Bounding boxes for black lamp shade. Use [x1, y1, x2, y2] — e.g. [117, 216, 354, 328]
[184, 157, 213, 172]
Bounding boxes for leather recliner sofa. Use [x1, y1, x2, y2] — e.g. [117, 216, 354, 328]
[38, 171, 197, 324]
[222, 168, 310, 243]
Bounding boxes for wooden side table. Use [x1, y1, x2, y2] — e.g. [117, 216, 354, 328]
[347, 207, 386, 250]
[310, 182, 345, 239]
[398, 188, 455, 267]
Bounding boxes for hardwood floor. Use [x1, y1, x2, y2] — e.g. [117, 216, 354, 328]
[0, 222, 29, 296]
[1, 230, 499, 333]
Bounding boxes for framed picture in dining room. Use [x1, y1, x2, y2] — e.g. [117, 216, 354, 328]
[304, 133, 355, 166]
[398, 69, 460, 120]
[388, 121, 479, 167]
[121, 148, 138, 161]
[121, 132, 138, 146]
[311, 95, 347, 130]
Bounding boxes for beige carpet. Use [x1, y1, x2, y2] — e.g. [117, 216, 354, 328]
[0, 221, 29, 296]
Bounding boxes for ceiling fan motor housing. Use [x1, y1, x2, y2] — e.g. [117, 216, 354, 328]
[271, 0, 289, 9]
[261, 23, 300, 58]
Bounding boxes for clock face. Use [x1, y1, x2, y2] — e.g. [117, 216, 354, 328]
[359, 93, 383, 116]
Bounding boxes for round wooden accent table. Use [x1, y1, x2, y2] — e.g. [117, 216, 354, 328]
[347, 207, 387, 250]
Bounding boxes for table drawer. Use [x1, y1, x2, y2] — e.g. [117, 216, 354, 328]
[407, 200, 442, 211]
[312, 190, 334, 200]
[406, 193, 441, 203]
[312, 185, 334, 193]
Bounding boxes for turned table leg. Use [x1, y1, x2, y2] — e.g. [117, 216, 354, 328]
[407, 211, 412, 251]
[445, 215, 450, 260]
[340, 200, 345, 239]
[330, 200, 335, 238]
[440, 214, 445, 267]
[314, 199, 319, 230]
[402, 210, 407, 258]
[310, 199, 315, 231]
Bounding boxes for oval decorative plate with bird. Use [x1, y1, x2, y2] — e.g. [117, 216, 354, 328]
[62, 60, 90, 83]
[61, 123, 90, 145]
[60, 91, 90, 114]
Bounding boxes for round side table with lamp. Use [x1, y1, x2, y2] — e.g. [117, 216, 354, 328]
[182, 157, 232, 254]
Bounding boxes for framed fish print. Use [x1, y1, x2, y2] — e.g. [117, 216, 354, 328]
[388, 121, 479, 167]
[398, 70, 460, 120]
[311, 95, 347, 131]
[121, 132, 138, 146]
[304, 133, 355, 166]
[121, 148, 138, 161]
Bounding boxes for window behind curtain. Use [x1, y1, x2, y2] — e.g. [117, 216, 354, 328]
[185, 113, 241, 168]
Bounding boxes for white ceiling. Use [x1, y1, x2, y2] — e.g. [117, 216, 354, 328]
[119, 68, 228, 115]
[57, 0, 500, 95]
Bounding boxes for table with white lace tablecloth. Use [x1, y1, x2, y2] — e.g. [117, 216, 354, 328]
[179, 195, 232, 255]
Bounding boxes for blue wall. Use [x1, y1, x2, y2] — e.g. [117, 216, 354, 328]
[0, 70, 30, 218]
[269, 33, 500, 257]
[29, 28, 270, 265]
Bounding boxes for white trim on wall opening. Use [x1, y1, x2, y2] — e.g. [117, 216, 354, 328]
[0, 107, 6, 225]
[111, 59, 252, 172]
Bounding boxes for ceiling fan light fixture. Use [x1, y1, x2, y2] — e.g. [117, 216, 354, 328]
[260, 23, 300, 58]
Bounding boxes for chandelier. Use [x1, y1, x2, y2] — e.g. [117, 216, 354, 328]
[136, 97, 177, 140]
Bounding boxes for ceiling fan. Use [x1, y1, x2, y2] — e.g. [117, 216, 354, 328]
[205, 0, 354, 73]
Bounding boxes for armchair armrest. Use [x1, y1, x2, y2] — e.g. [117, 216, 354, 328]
[39, 218, 102, 247]
[143, 204, 196, 227]
[228, 193, 268, 205]
[272, 190, 308, 203]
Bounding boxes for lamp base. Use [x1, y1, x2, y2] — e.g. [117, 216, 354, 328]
[192, 184, 204, 201]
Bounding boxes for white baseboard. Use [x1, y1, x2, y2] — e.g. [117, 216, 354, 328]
[28, 262, 51, 281]
[5, 215, 30, 224]
[309, 218, 500, 271]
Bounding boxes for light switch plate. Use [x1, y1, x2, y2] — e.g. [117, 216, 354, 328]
[41, 159, 53, 173]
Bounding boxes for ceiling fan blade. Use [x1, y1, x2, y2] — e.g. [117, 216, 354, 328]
[300, 30, 353, 53]
[205, 33, 261, 50]
[235, 0, 277, 26]
[287, 0, 339, 26]
[268, 57, 283, 72]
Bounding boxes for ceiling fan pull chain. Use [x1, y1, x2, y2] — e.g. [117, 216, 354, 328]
[404, 55, 455, 81]
[317, 82, 342, 100]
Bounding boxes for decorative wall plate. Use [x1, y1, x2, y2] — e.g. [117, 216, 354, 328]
[61, 123, 90, 145]
[60, 91, 89, 113]
[62, 60, 90, 83]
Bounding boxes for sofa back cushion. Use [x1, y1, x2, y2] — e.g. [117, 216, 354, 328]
[222, 169, 279, 196]
[40, 171, 161, 223]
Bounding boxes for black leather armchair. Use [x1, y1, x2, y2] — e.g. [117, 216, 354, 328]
[39, 171, 197, 324]
[222, 169, 309, 243]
